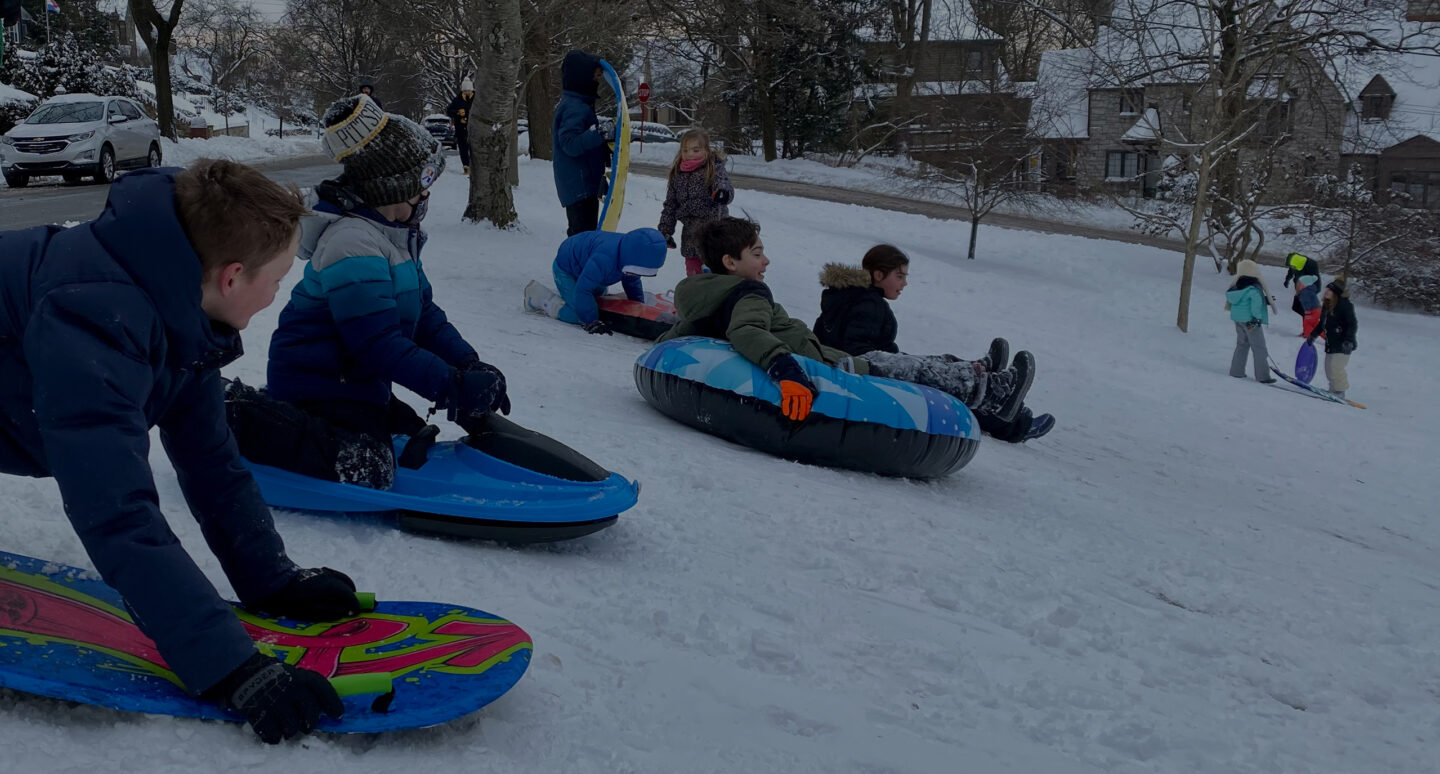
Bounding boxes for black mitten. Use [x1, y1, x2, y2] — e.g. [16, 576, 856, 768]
[250, 567, 359, 621]
[440, 365, 510, 420]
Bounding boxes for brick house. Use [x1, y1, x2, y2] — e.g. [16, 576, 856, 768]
[856, 1, 1031, 169]
[1332, 44, 1440, 209]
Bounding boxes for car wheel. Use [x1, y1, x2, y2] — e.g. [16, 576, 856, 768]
[148, 143, 162, 167]
[3, 172, 28, 188]
[95, 145, 116, 184]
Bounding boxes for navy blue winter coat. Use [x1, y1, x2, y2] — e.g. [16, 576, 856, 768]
[0, 168, 298, 694]
[553, 228, 668, 324]
[267, 185, 477, 406]
[552, 50, 610, 207]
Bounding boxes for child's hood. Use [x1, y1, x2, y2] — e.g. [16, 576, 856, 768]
[562, 50, 601, 96]
[819, 263, 871, 290]
[619, 228, 667, 275]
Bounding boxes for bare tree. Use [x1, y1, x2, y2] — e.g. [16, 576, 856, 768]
[129, 0, 187, 138]
[178, 0, 263, 93]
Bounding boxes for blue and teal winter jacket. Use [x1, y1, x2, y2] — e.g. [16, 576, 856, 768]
[1226, 278, 1270, 324]
[266, 185, 477, 407]
[0, 168, 298, 694]
[553, 228, 668, 324]
[552, 50, 610, 207]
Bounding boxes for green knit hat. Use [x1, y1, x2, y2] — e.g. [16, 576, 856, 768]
[321, 94, 444, 206]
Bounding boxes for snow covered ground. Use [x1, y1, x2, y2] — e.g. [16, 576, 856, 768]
[2, 153, 1437, 773]
[164, 134, 322, 167]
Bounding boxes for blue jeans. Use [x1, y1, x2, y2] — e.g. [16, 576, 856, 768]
[553, 264, 583, 325]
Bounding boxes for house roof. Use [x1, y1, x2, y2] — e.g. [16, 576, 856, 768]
[1028, 48, 1093, 139]
[1329, 24, 1440, 153]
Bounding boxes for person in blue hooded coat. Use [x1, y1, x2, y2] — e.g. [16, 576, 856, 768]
[0, 159, 359, 744]
[227, 95, 510, 491]
[552, 49, 611, 236]
[548, 227, 668, 334]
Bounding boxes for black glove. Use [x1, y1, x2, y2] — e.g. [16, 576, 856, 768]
[765, 354, 818, 395]
[583, 320, 614, 335]
[207, 653, 344, 744]
[1340, 341, 1356, 354]
[441, 365, 510, 420]
[664, 236, 677, 249]
[711, 188, 733, 205]
[251, 567, 360, 621]
[1283, 276, 1291, 288]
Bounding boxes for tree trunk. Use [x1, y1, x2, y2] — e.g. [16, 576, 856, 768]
[462, 0, 521, 227]
[520, 7, 554, 161]
[1177, 150, 1214, 332]
[967, 214, 979, 259]
[153, 30, 177, 139]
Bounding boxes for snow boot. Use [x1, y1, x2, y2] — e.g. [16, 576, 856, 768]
[524, 280, 565, 318]
[978, 351, 1034, 424]
[983, 337, 1009, 373]
[1023, 412, 1055, 441]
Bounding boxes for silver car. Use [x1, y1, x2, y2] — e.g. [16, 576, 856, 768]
[1, 93, 162, 188]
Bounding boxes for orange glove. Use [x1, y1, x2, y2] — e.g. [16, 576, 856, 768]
[778, 380, 814, 421]
[766, 355, 818, 422]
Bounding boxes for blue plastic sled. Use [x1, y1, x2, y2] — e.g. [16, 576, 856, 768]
[0, 549, 531, 734]
[246, 416, 638, 542]
[1295, 340, 1318, 384]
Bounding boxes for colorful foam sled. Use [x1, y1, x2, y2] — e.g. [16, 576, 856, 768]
[598, 59, 631, 232]
[246, 415, 638, 542]
[1267, 359, 1366, 409]
[524, 280, 678, 340]
[0, 549, 531, 733]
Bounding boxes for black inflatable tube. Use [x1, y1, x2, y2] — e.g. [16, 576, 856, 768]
[634, 363, 978, 479]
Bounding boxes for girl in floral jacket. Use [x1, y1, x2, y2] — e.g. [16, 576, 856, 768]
[658, 128, 735, 275]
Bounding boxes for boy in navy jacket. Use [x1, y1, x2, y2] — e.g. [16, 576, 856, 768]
[0, 159, 357, 743]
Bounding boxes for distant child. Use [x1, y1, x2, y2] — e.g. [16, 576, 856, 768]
[1306, 278, 1358, 398]
[227, 95, 510, 491]
[0, 158, 358, 744]
[552, 49, 610, 235]
[542, 228, 668, 334]
[1226, 259, 1276, 383]
[814, 244, 1055, 442]
[658, 128, 735, 275]
[447, 77, 475, 174]
[1283, 252, 1322, 336]
[658, 218, 1035, 423]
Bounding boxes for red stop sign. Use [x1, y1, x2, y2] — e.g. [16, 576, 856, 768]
[637, 82, 651, 103]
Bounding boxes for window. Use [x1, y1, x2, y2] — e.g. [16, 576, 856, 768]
[1259, 100, 1293, 143]
[1388, 172, 1440, 209]
[1182, 92, 1193, 115]
[965, 50, 986, 79]
[1106, 150, 1140, 179]
[1119, 91, 1142, 115]
[107, 101, 125, 119]
[1362, 94, 1392, 120]
[119, 101, 142, 120]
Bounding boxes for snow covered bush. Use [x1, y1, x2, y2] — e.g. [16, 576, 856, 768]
[1347, 202, 1440, 314]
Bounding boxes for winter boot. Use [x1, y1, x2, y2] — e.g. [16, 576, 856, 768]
[978, 351, 1034, 424]
[983, 337, 1009, 373]
[1023, 412, 1055, 441]
[524, 280, 565, 318]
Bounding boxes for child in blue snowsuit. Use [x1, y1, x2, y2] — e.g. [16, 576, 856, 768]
[552, 49, 611, 236]
[551, 228, 668, 334]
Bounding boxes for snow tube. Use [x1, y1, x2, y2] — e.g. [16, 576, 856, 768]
[245, 415, 638, 542]
[598, 292, 679, 341]
[634, 337, 980, 478]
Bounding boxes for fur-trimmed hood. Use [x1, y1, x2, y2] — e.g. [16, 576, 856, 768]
[819, 263, 871, 290]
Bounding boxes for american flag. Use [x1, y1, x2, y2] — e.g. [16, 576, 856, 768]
[45, 0, 61, 12]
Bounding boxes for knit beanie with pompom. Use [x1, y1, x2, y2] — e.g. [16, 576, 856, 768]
[320, 94, 444, 206]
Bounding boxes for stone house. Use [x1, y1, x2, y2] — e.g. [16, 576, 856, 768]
[1331, 42, 1440, 210]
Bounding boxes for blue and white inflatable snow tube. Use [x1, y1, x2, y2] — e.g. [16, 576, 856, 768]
[634, 337, 981, 478]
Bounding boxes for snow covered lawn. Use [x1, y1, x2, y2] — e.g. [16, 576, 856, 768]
[2, 156, 1436, 773]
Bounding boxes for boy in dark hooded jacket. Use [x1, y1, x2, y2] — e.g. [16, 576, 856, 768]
[659, 218, 1035, 424]
[539, 227, 668, 333]
[0, 158, 359, 744]
[552, 49, 611, 235]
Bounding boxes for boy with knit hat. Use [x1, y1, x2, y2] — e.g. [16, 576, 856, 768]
[227, 94, 510, 490]
[447, 77, 476, 174]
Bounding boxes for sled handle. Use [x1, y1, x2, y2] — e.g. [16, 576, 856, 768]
[330, 672, 393, 697]
[356, 592, 377, 612]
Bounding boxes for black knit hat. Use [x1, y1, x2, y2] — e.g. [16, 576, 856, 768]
[321, 94, 444, 206]
[1327, 277, 1348, 297]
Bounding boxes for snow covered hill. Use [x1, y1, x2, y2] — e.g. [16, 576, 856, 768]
[1, 155, 1436, 773]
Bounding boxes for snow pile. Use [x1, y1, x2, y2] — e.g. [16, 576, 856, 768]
[164, 134, 323, 167]
[0, 82, 37, 106]
[0, 155, 1437, 773]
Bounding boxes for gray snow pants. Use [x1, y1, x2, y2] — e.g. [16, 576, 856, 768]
[1229, 321, 1271, 381]
[860, 351, 984, 407]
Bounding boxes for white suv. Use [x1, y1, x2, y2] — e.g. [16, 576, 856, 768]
[1, 93, 162, 187]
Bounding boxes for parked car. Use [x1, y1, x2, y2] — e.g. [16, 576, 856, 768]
[631, 121, 679, 144]
[423, 114, 456, 149]
[0, 93, 162, 187]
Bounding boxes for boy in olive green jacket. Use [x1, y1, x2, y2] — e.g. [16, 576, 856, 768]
[658, 217, 1033, 423]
